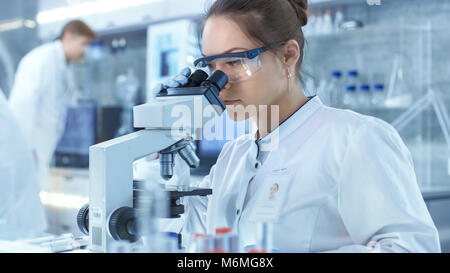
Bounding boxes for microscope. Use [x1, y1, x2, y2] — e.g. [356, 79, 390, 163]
[77, 70, 228, 252]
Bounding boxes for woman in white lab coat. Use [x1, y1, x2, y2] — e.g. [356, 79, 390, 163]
[0, 89, 47, 233]
[164, 0, 440, 252]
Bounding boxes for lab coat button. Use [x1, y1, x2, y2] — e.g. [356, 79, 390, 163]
[236, 209, 240, 215]
[255, 162, 260, 169]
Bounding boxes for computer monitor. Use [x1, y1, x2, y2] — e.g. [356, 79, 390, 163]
[54, 101, 97, 168]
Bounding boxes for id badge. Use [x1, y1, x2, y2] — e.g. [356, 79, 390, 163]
[249, 168, 292, 223]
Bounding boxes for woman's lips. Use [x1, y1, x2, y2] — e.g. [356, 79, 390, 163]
[222, 99, 241, 105]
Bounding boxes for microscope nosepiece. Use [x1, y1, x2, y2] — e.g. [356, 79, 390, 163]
[160, 153, 174, 181]
[178, 144, 200, 168]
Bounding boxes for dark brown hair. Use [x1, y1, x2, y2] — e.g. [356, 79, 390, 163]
[59, 20, 97, 40]
[204, 0, 308, 79]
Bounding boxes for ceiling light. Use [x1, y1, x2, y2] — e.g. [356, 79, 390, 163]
[37, 0, 162, 25]
[0, 19, 24, 32]
[24, 20, 37, 29]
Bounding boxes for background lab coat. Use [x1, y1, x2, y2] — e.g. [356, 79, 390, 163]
[0, 90, 47, 232]
[181, 96, 441, 253]
[8, 40, 75, 188]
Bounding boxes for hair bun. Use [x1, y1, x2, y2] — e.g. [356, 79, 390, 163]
[287, 0, 308, 27]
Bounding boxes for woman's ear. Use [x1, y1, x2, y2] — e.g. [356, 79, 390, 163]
[282, 40, 300, 69]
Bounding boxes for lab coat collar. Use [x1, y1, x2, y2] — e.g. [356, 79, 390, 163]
[242, 95, 322, 168]
[53, 40, 69, 70]
[255, 95, 322, 152]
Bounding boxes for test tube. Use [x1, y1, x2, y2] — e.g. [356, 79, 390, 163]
[247, 222, 273, 253]
[195, 235, 215, 253]
[41, 236, 89, 253]
[196, 227, 240, 253]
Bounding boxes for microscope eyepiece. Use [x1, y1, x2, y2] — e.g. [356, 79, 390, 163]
[185, 69, 209, 87]
[202, 70, 228, 91]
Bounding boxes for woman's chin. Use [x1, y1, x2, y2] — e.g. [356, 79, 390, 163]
[226, 110, 251, 122]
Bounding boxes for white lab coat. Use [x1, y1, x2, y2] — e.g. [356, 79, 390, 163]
[0, 90, 47, 232]
[182, 95, 441, 253]
[8, 40, 74, 188]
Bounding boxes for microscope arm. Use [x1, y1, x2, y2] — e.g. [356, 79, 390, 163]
[85, 70, 227, 252]
[88, 129, 185, 252]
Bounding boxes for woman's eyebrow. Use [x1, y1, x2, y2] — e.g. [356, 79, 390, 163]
[202, 47, 249, 57]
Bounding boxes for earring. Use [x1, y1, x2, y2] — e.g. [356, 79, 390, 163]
[287, 69, 293, 79]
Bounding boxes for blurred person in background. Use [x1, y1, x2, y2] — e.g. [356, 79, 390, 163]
[8, 20, 96, 188]
[0, 88, 47, 233]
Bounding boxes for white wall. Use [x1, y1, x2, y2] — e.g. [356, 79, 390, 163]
[37, 0, 214, 41]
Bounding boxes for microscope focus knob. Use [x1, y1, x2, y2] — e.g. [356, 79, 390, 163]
[109, 207, 137, 242]
[77, 203, 89, 235]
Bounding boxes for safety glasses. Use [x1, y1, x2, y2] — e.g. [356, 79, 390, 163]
[194, 42, 285, 84]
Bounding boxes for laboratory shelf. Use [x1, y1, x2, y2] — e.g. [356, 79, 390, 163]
[310, 0, 371, 9]
[422, 188, 450, 201]
[304, 24, 431, 44]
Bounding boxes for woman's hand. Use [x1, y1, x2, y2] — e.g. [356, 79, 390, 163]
[151, 67, 192, 98]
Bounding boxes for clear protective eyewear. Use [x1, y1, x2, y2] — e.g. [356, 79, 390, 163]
[194, 42, 284, 84]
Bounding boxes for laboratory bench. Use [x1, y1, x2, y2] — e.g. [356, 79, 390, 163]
[43, 167, 450, 252]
